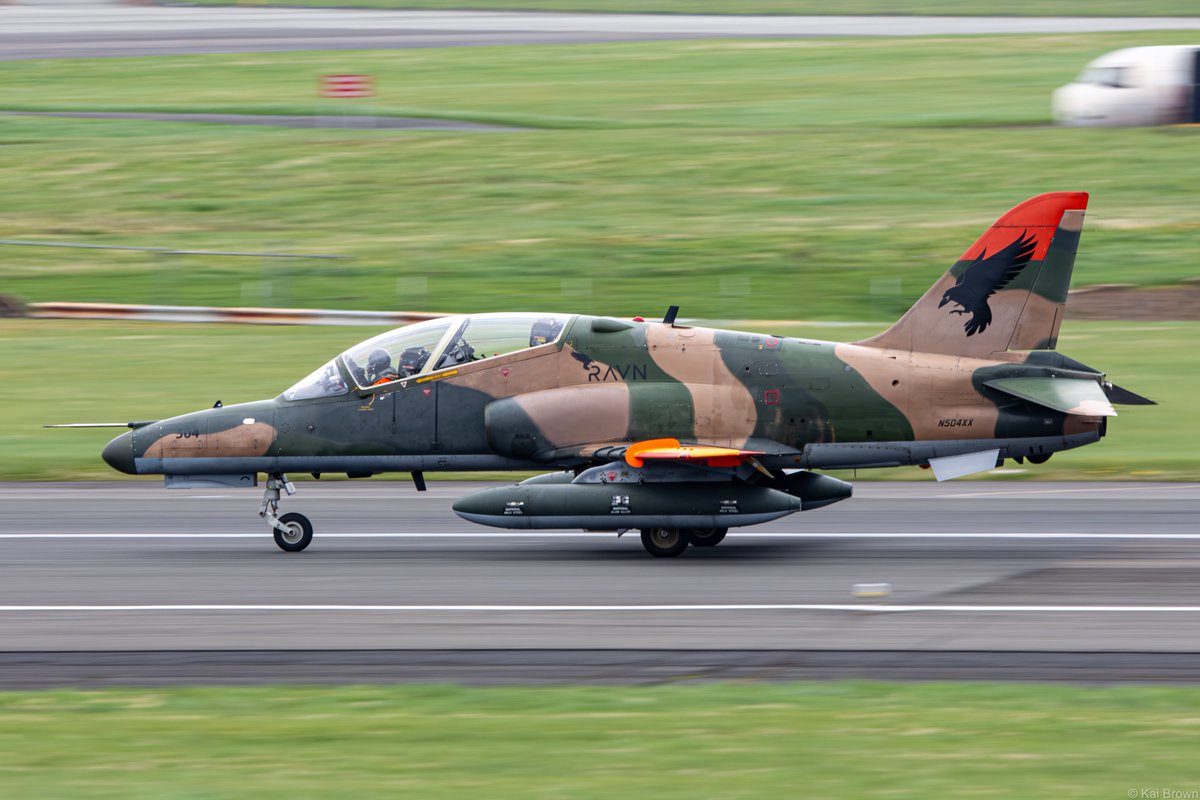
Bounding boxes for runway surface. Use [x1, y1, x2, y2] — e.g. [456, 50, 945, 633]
[5, 8, 1200, 60]
[0, 480, 1197, 684]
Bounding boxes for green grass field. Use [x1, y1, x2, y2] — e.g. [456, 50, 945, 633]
[1, 34, 1194, 479]
[2, 318, 1186, 480]
[1, 680, 1197, 798]
[182, 0, 1200, 16]
[2, 32, 1199, 320]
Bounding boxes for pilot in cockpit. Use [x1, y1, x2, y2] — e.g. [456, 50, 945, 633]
[366, 348, 398, 385]
[398, 345, 431, 376]
[529, 317, 564, 347]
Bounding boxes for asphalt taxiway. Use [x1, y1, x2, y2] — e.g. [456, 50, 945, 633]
[5, 9, 1200, 61]
[0, 481, 1197, 684]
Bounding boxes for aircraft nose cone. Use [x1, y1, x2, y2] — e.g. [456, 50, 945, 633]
[101, 431, 136, 475]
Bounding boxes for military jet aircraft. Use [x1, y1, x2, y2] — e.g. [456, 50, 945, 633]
[88, 192, 1152, 557]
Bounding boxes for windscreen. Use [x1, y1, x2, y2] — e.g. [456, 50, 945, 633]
[282, 359, 349, 401]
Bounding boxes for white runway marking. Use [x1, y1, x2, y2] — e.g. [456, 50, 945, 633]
[937, 485, 1198, 499]
[1, 604, 1199, 613]
[2, 532, 1200, 540]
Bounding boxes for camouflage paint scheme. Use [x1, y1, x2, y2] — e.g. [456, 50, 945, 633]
[99, 193, 1152, 546]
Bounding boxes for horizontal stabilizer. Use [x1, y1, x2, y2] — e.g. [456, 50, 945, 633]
[984, 377, 1116, 417]
[624, 437, 764, 469]
[1104, 382, 1156, 406]
[929, 449, 1000, 481]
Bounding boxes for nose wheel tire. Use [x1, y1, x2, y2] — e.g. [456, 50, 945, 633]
[273, 512, 313, 552]
[686, 527, 728, 547]
[640, 527, 689, 558]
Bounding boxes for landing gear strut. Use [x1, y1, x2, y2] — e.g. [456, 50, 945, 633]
[260, 473, 313, 552]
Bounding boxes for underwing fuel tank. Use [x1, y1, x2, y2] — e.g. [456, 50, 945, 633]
[452, 471, 851, 531]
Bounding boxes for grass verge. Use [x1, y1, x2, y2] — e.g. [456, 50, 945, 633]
[1, 681, 1198, 799]
[3, 319, 1187, 481]
[2, 33, 1199, 319]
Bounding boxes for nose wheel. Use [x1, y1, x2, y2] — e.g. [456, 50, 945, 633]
[273, 512, 313, 552]
[259, 474, 313, 552]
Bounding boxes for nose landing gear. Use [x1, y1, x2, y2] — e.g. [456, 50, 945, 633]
[260, 474, 313, 552]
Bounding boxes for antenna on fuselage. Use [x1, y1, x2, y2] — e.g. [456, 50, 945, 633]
[662, 305, 679, 325]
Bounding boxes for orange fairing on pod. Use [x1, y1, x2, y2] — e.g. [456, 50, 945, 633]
[624, 437, 765, 468]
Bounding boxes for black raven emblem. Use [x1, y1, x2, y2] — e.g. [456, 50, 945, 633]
[938, 231, 1037, 336]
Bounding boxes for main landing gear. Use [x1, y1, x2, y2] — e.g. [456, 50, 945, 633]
[638, 527, 729, 558]
[260, 473, 313, 552]
[687, 527, 728, 548]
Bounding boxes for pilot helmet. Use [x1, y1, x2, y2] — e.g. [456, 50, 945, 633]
[368, 348, 392, 375]
[529, 317, 563, 347]
[398, 345, 430, 374]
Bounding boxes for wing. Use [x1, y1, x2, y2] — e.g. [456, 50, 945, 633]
[984, 377, 1116, 417]
[964, 230, 1038, 301]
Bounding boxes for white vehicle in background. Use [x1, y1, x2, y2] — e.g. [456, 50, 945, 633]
[1053, 45, 1200, 127]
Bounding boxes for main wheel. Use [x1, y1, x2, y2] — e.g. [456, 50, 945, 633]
[273, 512, 313, 552]
[686, 527, 728, 547]
[640, 527, 689, 558]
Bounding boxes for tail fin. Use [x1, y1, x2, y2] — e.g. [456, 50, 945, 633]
[857, 192, 1088, 356]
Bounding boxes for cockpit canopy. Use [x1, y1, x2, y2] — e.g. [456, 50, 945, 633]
[282, 313, 571, 401]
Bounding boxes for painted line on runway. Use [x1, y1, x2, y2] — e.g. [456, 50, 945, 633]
[3, 532, 1200, 539]
[937, 485, 1198, 498]
[1, 604, 1200, 613]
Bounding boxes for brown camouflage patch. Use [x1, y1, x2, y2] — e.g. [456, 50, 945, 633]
[1007, 293, 1063, 351]
[908, 353, 1001, 440]
[833, 343, 910, 420]
[511, 384, 631, 447]
[439, 344, 562, 399]
[1058, 208, 1085, 235]
[1063, 414, 1104, 436]
[688, 383, 758, 447]
[645, 323, 756, 446]
[144, 422, 276, 459]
